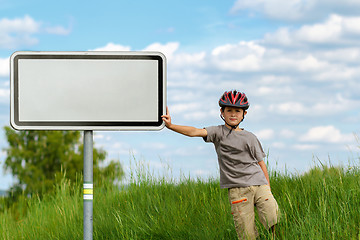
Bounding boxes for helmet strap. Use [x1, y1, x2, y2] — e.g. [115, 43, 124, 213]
[220, 114, 241, 129]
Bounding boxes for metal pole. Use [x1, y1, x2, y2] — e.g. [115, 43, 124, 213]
[83, 130, 93, 240]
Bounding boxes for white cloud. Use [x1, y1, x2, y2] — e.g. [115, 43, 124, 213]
[183, 110, 216, 121]
[299, 125, 354, 143]
[268, 94, 359, 116]
[271, 142, 286, 149]
[207, 40, 335, 75]
[264, 14, 360, 47]
[166, 145, 209, 157]
[0, 57, 9, 77]
[343, 16, 360, 34]
[270, 102, 306, 115]
[293, 144, 319, 150]
[110, 142, 137, 156]
[0, 15, 39, 48]
[296, 14, 343, 43]
[318, 48, 360, 63]
[146, 42, 207, 70]
[255, 129, 274, 140]
[45, 25, 71, 35]
[230, 0, 360, 21]
[141, 142, 167, 150]
[171, 102, 202, 115]
[170, 101, 217, 121]
[313, 65, 356, 81]
[0, 15, 71, 49]
[211, 41, 265, 72]
[312, 95, 356, 114]
[280, 129, 296, 138]
[94, 133, 105, 140]
[156, 27, 175, 34]
[0, 15, 39, 34]
[88, 24, 359, 133]
[259, 75, 292, 85]
[0, 88, 9, 103]
[256, 86, 293, 96]
[245, 104, 265, 122]
[163, 64, 204, 83]
[171, 52, 206, 69]
[264, 53, 332, 73]
[143, 42, 179, 60]
[168, 90, 198, 102]
[89, 42, 131, 51]
[192, 169, 212, 178]
[91, 42, 206, 71]
[230, 0, 313, 20]
[212, 41, 265, 57]
[296, 55, 329, 72]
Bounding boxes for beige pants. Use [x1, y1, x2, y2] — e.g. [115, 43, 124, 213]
[228, 185, 278, 240]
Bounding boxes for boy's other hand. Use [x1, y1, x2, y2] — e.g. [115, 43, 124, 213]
[161, 107, 172, 128]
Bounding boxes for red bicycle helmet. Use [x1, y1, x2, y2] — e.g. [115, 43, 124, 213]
[219, 90, 249, 110]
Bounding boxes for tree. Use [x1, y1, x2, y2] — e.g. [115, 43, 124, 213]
[3, 126, 124, 196]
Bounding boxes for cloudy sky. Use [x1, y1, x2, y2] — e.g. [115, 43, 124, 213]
[1, 0, 360, 190]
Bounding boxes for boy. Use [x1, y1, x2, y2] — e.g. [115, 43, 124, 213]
[162, 90, 278, 239]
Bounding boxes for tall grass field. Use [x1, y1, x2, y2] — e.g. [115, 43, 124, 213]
[0, 161, 359, 239]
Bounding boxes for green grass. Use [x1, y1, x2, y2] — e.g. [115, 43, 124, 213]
[1, 162, 360, 239]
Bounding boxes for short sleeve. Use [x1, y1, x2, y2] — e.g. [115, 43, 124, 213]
[251, 135, 266, 162]
[203, 126, 219, 143]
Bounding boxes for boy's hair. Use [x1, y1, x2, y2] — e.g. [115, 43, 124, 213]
[219, 90, 250, 110]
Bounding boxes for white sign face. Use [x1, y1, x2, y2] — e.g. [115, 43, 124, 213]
[10, 51, 166, 130]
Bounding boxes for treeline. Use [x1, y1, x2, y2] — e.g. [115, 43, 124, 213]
[1, 126, 124, 202]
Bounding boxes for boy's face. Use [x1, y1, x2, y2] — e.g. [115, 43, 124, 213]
[221, 106, 247, 128]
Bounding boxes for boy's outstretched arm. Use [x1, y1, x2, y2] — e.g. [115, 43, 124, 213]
[162, 107, 207, 138]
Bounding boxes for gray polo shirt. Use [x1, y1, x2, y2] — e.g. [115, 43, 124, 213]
[204, 125, 268, 189]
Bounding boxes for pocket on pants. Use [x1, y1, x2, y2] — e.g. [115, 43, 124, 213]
[255, 185, 279, 228]
[228, 187, 252, 216]
[231, 197, 248, 205]
[228, 188, 257, 239]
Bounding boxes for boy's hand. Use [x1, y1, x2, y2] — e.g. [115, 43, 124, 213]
[161, 107, 172, 129]
[161, 107, 207, 137]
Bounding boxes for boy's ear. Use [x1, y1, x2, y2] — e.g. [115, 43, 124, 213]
[244, 110, 247, 116]
[219, 109, 224, 119]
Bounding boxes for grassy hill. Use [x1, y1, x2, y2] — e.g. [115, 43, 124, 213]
[0, 163, 359, 239]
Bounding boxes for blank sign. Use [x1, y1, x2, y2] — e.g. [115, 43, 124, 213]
[10, 51, 166, 130]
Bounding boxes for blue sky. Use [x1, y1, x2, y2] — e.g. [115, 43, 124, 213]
[1, 0, 360, 190]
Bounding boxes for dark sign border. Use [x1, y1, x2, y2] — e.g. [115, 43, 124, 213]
[11, 52, 165, 130]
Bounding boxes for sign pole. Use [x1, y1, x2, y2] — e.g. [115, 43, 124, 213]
[83, 130, 93, 240]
